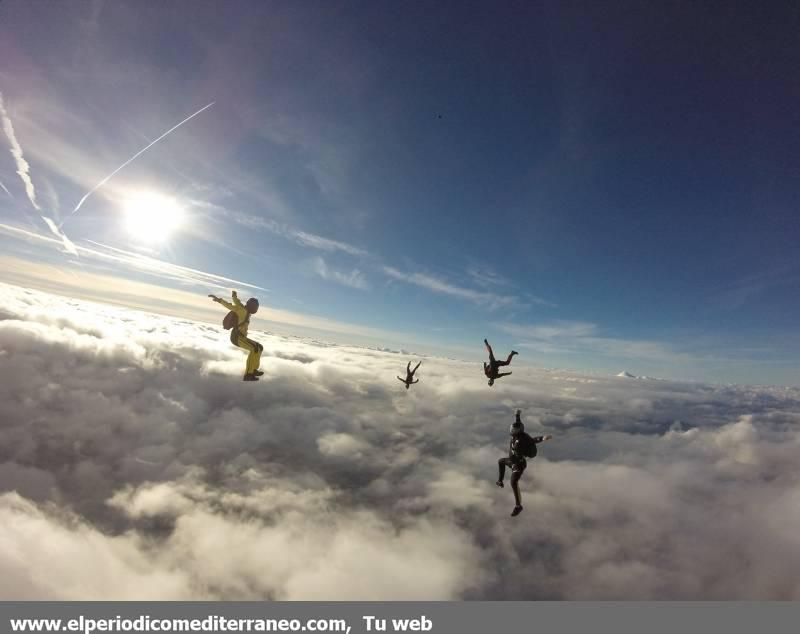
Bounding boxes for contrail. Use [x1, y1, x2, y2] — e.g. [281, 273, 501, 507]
[0, 91, 40, 210]
[41, 215, 78, 256]
[0, 181, 11, 197]
[69, 101, 215, 217]
[0, 91, 76, 253]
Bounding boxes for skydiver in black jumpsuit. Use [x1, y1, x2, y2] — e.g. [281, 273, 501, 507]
[497, 409, 552, 517]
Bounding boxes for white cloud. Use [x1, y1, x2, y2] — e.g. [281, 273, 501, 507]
[1, 283, 800, 599]
[313, 256, 368, 290]
[383, 266, 518, 310]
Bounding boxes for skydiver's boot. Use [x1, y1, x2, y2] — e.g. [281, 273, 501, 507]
[253, 370, 264, 377]
[243, 374, 259, 381]
[511, 505, 523, 517]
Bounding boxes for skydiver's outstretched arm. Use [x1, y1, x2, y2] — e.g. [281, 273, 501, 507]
[209, 294, 234, 310]
[397, 376, 407, 383]
[411, 378, 419, 384]
[496, 371, 512, 378]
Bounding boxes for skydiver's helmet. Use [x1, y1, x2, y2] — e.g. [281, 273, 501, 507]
[488, 378, 495, 386]
[510, 420, 524, 436]
[246, 298, 259, 313]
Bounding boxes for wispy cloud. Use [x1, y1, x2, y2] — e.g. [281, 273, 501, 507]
[293, 231, 367, 257]
[498, 320, 697, 367]
[466, 265, 555, 308]
[383, 266, 518, 310]
[83, 239, 266, 291]
[466, 265, 511, 289]
[501, 321, 598, 339]
[222, 209, 369, 257]
[0, 222, 264, 291]
[313, 256, 368, 290]
[710, 262, 800, 310]
[0, 91, 40, 210]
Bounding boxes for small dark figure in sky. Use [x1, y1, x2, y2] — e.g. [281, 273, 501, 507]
[483, 338, 517, 386]
[497, 409, 553, 517]
[397, 360, 421, 389]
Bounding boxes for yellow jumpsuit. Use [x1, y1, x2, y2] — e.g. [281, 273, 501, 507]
[218, 296, 262, 376]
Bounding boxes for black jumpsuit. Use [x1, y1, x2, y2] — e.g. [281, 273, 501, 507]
[498, 434, 544, 506]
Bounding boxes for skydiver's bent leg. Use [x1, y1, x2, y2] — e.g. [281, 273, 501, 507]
[244, 337, 263, 373]
[485, 339, 496, 365]
[236, 337, 262, 378]
[497, 457, 511, 486]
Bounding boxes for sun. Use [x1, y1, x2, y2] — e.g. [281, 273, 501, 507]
[123, 192, 184, 243]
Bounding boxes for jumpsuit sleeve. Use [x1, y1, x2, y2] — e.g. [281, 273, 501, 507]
[217, 299, 235, 310]
[233, 294, 245, 308]
[532, 436, 545, 443]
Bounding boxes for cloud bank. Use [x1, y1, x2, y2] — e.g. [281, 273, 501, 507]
[1, 283, 799, 600]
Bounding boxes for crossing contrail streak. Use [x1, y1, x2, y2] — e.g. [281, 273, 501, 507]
[68, 101, 215, 219]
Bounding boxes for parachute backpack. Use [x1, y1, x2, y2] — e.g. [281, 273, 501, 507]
[517, 432, 539, 459]
[222, 311, 239, 330]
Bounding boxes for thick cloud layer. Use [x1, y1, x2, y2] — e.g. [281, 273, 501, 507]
[1, 282, 799, 599]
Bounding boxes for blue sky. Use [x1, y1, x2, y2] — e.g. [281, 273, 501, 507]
[0, 1, 798, 384]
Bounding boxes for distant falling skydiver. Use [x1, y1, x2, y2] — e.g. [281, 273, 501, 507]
[397, 361, 421, 389]
[209, 290, 263, 381]
[483, 338, 517, 386]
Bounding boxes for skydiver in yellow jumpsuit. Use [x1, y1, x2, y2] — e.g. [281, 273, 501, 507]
[209, 290, 263, 381]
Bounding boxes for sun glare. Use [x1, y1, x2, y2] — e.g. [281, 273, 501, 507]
[123, 192, 184, 243]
